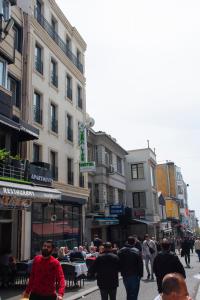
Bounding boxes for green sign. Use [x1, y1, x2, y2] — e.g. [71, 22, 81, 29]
[80, 161, 96, 173]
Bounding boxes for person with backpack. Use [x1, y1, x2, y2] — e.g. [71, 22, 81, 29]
[142, 234, 157, 280]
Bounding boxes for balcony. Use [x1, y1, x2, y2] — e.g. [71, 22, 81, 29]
[51, 73, 58, 88]
[67, 127, 73, 142]
[35, 56, 43, 74]
[51, 118, 58, 133]
[67, 88, 72, 100]
[0, 158, 27, 183]
[33, 105, 43, 124]
[34, 8, 83, 74]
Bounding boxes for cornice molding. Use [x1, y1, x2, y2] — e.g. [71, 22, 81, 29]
[49, 0, 87, 51]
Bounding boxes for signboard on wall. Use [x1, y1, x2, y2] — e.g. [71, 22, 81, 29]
[110, 205, 124, 215]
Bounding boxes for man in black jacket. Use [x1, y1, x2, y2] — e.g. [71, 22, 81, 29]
[90, 242, 119, 300]
[153, 238, 186, 294]
[118, 236, 143, 300]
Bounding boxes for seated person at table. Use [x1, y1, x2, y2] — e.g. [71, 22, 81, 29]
[64, 246, 71, 256]
[88, 246, 99, 257]
[79, 246, 87, 259]
[69, 247, 84, 262]
[57, 247, 69, 262]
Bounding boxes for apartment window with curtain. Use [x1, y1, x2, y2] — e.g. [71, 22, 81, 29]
[66, 35, 71, 51]
[66, 74, 72, 100]
[105, 148, 112, 166]
[131, 163, 144, 179]
[13, 23, 22, 53]
[50, 150, 58, 181]
[35, 43, 43, 74]
[67, 158, 74, 185]
[33, 143, 41, 162]
[2, 0, 10, 21]
[132, 192, 146, 208]
[150, 165, 156, 187]
[8, 75, 21, 108]
[117, 156, 122, 174]
[51, 16, 58, 42]
[77, 85, 83, 109]
[66, 114, 73, 142]
[50, 103, 58, 133]
[50, 59, 58, 87]
[33, 91, 42, 124]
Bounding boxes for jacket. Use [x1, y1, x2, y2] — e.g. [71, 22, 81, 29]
[118, 245, 143, 278]
[90, 252, 120, 289]
[153, 251, 186, 293]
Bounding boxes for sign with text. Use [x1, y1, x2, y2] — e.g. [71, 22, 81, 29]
[80, 161, 96, 173]
[110, 204, 124, 215]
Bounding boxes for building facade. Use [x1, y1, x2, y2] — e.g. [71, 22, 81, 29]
[86, 130, 127, 245]
[125, 148, 160, 238]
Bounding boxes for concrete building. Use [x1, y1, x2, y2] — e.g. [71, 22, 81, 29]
[125, 148, 160, 238]
[14, 0, 89, 257]
[86, 129, 127, 245]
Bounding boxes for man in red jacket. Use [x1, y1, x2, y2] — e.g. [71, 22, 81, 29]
[23, 240, 65, 300]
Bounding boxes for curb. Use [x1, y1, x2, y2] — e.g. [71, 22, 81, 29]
[65, 286, 99, 300]
[195, 283, 200, 300]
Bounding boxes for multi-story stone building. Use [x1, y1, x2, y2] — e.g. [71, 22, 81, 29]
[125, 148, 160, 238]
[86, 129, 127, 244]
[13, 0, 89, 257]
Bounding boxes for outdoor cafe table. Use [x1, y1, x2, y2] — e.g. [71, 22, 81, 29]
[60, 261, 88, 277]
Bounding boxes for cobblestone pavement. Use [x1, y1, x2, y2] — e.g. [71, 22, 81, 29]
[1, 253, 200, 300]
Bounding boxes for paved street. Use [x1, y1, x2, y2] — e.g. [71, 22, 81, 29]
[1, 253, 200, 300]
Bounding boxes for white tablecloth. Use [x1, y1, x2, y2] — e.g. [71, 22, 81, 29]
[73, 262, 88, 277]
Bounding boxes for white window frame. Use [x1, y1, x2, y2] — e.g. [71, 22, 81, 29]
[0, 57, 7, 88]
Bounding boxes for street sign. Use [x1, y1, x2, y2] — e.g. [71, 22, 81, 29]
[110, 204, 124, 215]
[80, 161, 96, 173]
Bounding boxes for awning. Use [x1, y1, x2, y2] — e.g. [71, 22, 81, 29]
[60, 194, 87, 205]
[18, 119, 39, 141]
[132, 218, 157, 225]
[93, 217, 119, 226]
[0, 180, 61, 200]
[0, 114, 20, 131]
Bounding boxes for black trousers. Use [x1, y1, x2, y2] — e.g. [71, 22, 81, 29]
[30, 293, 57, 300]
[185, 252, 190, 265]
[100, 288, 117, 300]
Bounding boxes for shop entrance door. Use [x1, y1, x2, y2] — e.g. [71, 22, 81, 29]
[0, 221, 12, 253]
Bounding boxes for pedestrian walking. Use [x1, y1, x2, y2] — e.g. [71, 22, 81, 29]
[23, 240, 65, 300]
[181, 237, 191, 268]
[194, 237, 200, 262]
[118, 236, 143, 300]
[153, 238, 186, 294]
[90, 242, 120, 300]
[153, 273, 192, 300]
[142, 234, 157, 280]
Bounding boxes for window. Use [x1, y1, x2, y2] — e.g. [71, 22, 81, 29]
[105, 148, 112, 166]
[35, 44, 43, 74]
[50, 150, 58, 180]
[131, 163, 144, 179]
[13, 23, 22, 53]
[36, 0, 42, 15]
[107, 186, 114, 203]
[77, 49, 81, 63]
[153, 193, 158, 214]
[67, 158, 74, 185]
[50, 59, 58, 87]
[118, 189, 124, 204]
[94, 184, 99, 203]
[66, 74, 72, 100]
[8, 75, 21, 108]
[77, 85, 83, 109]
[33, 91, 42, 124]
[132, 192, 146, 208]
[117, 156, 122, 174]
[79, 173, 84, 188]
[33, 143, 41, 162]
[66, 35, 71, 51]
[50, 103, 58, 133]
[0, 0, 10, 21]
[0, 58, 7, 87]
[67, 114, 73, 142]
[150, 165, 156, 187]
[51, 16, 58, 42]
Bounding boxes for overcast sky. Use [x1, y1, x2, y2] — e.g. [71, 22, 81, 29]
[56, 0, 200, 220]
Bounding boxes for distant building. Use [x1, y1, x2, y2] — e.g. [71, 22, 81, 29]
[125, 148, 160, 238]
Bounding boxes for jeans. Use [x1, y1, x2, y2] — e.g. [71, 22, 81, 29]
[100, 288, 117, 300]
[123, 275, 140, 300]
[185, 252, 190, 266]
[196, 250, 200, 262]
[30, 293, 57, 300]
[144, 255, 154, 276]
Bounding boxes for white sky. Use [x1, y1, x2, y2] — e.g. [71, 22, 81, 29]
[56, 0, 200, 220]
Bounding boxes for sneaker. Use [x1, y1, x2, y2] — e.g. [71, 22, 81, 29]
[147, 274, 150, 279]
[151, 275, 154, 280]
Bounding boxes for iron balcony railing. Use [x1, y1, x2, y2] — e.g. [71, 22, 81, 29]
[33, 105, 43, 124]
[51, 118, 58, 133]
[67, 127, 73, 142]
[34, 8, 83, 74]
[0, 160, 26, 180]
[35, 56, 43, 74]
